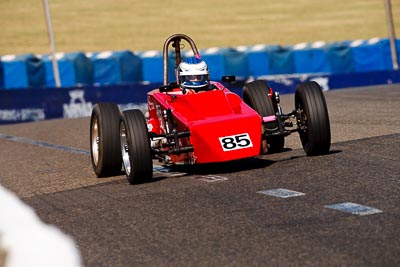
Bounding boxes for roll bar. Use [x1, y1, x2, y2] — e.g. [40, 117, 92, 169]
[162, 34, 200, 85]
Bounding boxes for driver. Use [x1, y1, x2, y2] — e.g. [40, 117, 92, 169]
[177, 57, 213, 93]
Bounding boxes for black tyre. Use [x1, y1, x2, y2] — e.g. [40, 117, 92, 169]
[120, 109, 153, 184]
[295, 81, 331, 156]
[90, 103, 122, 177]
[243, 80, 284, 153]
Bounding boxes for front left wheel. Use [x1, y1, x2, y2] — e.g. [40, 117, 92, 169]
[120, 109, 153, 184]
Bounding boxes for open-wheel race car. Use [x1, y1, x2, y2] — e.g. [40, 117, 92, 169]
[90, 34, 331, 184]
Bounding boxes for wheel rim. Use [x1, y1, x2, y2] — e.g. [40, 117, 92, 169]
[296, 102, 308, 144]
[91, 116, 100, 166]
[120, 121, 131, 176]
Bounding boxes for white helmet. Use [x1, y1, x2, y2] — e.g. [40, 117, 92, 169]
[177, 57, 209, 90]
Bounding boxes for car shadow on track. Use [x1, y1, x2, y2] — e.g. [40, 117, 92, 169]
[278, 149, 341, 161]
[162, 157, 275, 176]
[96, 149, 342, 185]
[152, 148, 343, 180]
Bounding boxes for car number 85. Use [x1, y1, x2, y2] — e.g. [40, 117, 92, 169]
[219, 133, 253, 151]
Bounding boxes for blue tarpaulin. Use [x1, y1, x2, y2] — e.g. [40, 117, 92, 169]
[138, 50, 164, 83]
[201, 48, 249, 81]
[193, 47, 254, 80]
[351, 39, 393, 72]
[90, 50, 142, 85]
[268, 46, 295, 75]
[42, 52, 94, 87]
[2, 54, 45, 89]
[326, 43, 355, 74]
[293, 47, 331, 74]
[246, 46, 270, 77]
[0, 61, 3, 89]
[200, 48, 228, 81]
[223, 48, 249, 79]
[246, 45, 281, 77]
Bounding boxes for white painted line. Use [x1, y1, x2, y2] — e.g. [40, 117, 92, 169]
[196, 175, 228, 183]
[0, 133, 90, 156]
[257, 188, 305, 198]
[325, 202, 383, 216]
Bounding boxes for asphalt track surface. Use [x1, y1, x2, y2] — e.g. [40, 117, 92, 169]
[0, 84, 399, 266]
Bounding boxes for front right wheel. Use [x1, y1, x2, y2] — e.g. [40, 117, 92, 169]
[120, 109, 153, 184]
[295, 81, 331, 156]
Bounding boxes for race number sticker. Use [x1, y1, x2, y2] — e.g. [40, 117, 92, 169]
[219, 133, 253, 151]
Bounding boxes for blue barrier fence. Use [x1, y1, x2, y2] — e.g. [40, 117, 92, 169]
[1, 38, 399, 89]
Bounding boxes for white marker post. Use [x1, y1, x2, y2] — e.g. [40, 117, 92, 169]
[42, 0, 62, 87]
[384, 0, 399, 70]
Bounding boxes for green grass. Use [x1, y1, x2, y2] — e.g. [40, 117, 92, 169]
[0, 0, 399, 55]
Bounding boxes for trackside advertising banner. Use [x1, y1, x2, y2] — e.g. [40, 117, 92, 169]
[0, 70, 399, 125]
[0, 83, 157, 125]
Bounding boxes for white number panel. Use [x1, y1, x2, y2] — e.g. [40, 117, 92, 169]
[219, 133, 253, 152]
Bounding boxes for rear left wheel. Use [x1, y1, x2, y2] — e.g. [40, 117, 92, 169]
[120, 109, 153, 184]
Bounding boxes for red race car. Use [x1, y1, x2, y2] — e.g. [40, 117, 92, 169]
[90, 34, 331, 184]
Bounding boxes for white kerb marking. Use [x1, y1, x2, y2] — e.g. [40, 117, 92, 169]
[257, 188, 305, 198]
[196, 175, 228, 183]
[325, 202, 383, 216]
